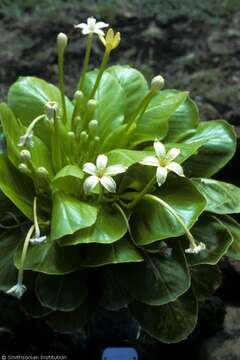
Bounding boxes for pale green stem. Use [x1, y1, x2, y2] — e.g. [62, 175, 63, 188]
[78, 34, 93, 91]
[33, 197, 40, 238]
[127, 176, 156, 209]
[144, 194, 197, 248]
[17, 225, 35, 284]
[20, 115, 45, 145]
[98, 185, 104, 203]
[90, 49, 110, 99]
[58, 48, 67, 124]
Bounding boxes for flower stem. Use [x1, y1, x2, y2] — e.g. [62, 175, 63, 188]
[90, 49, 110, 99]
[144, 194, 196, 248]
[78, 34, 93, 91]
[58, 46, 67, 125]
[17, 224, 35, 284]
[127, 176, 156, 209]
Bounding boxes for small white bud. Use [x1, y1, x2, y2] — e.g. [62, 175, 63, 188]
[87, 99, 97, 112]
[18, 163, 30, 174]
[74, 90, 84, 101]
[80, 131, 88, 144]
[37, 167, 49, 178]
[20, 149, 31, 161]
[57, 32, 68, 51]
[88, 120, 98, 136]
[67, 131, 75, 140]
[151, 75, 165, 91]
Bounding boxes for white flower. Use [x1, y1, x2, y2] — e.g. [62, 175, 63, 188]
[75, 17, 109, 37]
[6, 283, 27, 299]
[185, 242, 206, 254]
[83, 154, 126, 194]
[18, 131, 34, 147]
[140, 139, 184, 186]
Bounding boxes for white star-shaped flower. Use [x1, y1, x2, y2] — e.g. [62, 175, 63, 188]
[83, 154, 126, 194]
[6, 283, 27, 299]
[185, 242, 206, 254]
[75, 17, 109, 37]
[140, 139, 184, 186]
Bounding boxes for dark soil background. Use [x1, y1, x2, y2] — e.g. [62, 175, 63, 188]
[0, 0, 240, 359]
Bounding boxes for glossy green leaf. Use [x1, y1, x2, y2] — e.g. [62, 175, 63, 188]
[46, 297, 96, 333]
[59, 204, 127, 246]
[83, 71, 124, 139]
[192, 178, 240, 214]
[8, 76, 73, 127]
[35, 271, 88, 311]
[20, 288, 53, 318]
[0, 154, 34, 219]
[187, 214, 233, 266]
[52, 165, 84, 191]
[132, 176, 206, 245]
[14, 237, 81, 275]
[114, 240, 190, 305]
[183, 120, 236, 177]
[165, 96, 199, 142]
[99, 267, 132, 311]
[107, 65, 148, 120]
[51, 192, 97, 240]
[77, 238, 143, 267]
[219, 215, 240, 261]
[0, 229, 20, 292]
[131, 90, 188, 145]
[129, 288, 198, 343]
[191, 264, 222, 300]
[107, 149, 150, 168]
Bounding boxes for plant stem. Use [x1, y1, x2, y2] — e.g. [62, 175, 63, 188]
[90, 49, 110, 99]
[78, 34, 93, 91]
[58, 47, 67, 125]
[17, 224, 35, 284]
[127, 176, 156, 209]
[144, 194, 196, 247]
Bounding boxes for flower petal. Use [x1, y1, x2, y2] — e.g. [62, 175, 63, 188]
[83, 162, 97, 175]
[74, 23, 87, 29]
[185, 242, 206, 254]
[7, 283, 27, 299]
[105, 164, 127, 176]
[154, 139, 166, 158]
[95, 21, 109, 29]
[100, 176, 116, 193]
[82, 28, 91, 35]
[94, 29, 105, 36]
[167, 162, 184, 177]
[96, 154, 108, 170]
[156, 166, 168, 186]
[87, 17, 96, 28]
[165, 148, 180, 162]
[83, 175, 99, 194]
[140, 156, 159, 167]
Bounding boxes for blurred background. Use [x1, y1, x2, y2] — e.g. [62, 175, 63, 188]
[0, 0, 240, 359]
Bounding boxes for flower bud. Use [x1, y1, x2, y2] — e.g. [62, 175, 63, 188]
[88, 120, 98, 136]
[37, 167, 49, 178]
[87, 99, 97, 112]
[74, 90, 84, 101]
[80, 131, 88, 144]
[67, 131, 75, 140]
[151, 75, 165, 92]
[18, 163, 30, 174]
[20, 149, 31, 161]
[57, 32, 68, 51]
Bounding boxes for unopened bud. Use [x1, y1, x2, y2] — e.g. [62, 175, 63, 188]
[87, 99, 97, 112]
[94, 136, 100, 145]
[88, 120, 98, 136]
[80, 131, 88, 144]
[151, 75, 165, 92]
[20, 149, 31, 161]
[37, 167, 49, 178]
[18, 163, 30, 174]
[57, 32, 68, 51]
[74, 90, 84, 101]
[67, 131, 75, 140]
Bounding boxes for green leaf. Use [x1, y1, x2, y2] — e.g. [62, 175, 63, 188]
[187, 214, 233, 266]
[165, 96, 199, 142]
[45, 296, 96, 333]
[132, 176, 206, 245]
[20, 288, 53, 319]
[35, 271, 88, 311]
[14, 236, 81, 275]
[129, 288, 198, 343]
[99, 267, 132, 311]
[59, 204, 127, 246]
[51, 192, 97, 240]
[77, 238, 143, 267]
[131, 90, 188, 145]
[0, 229, 20, 292]
[107, 149, 150, 168]
[219, 215, 240, 261]
[83, 71, 125, 139]
[192, 178, 240, 214]
[0, 153, 34, 219]
[107, 65, 148, 120]
[191, 265, 222, 301]
[183, 120, 236, 177]
[114, 240, 190, 306]
[52, 165, 84, 191]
